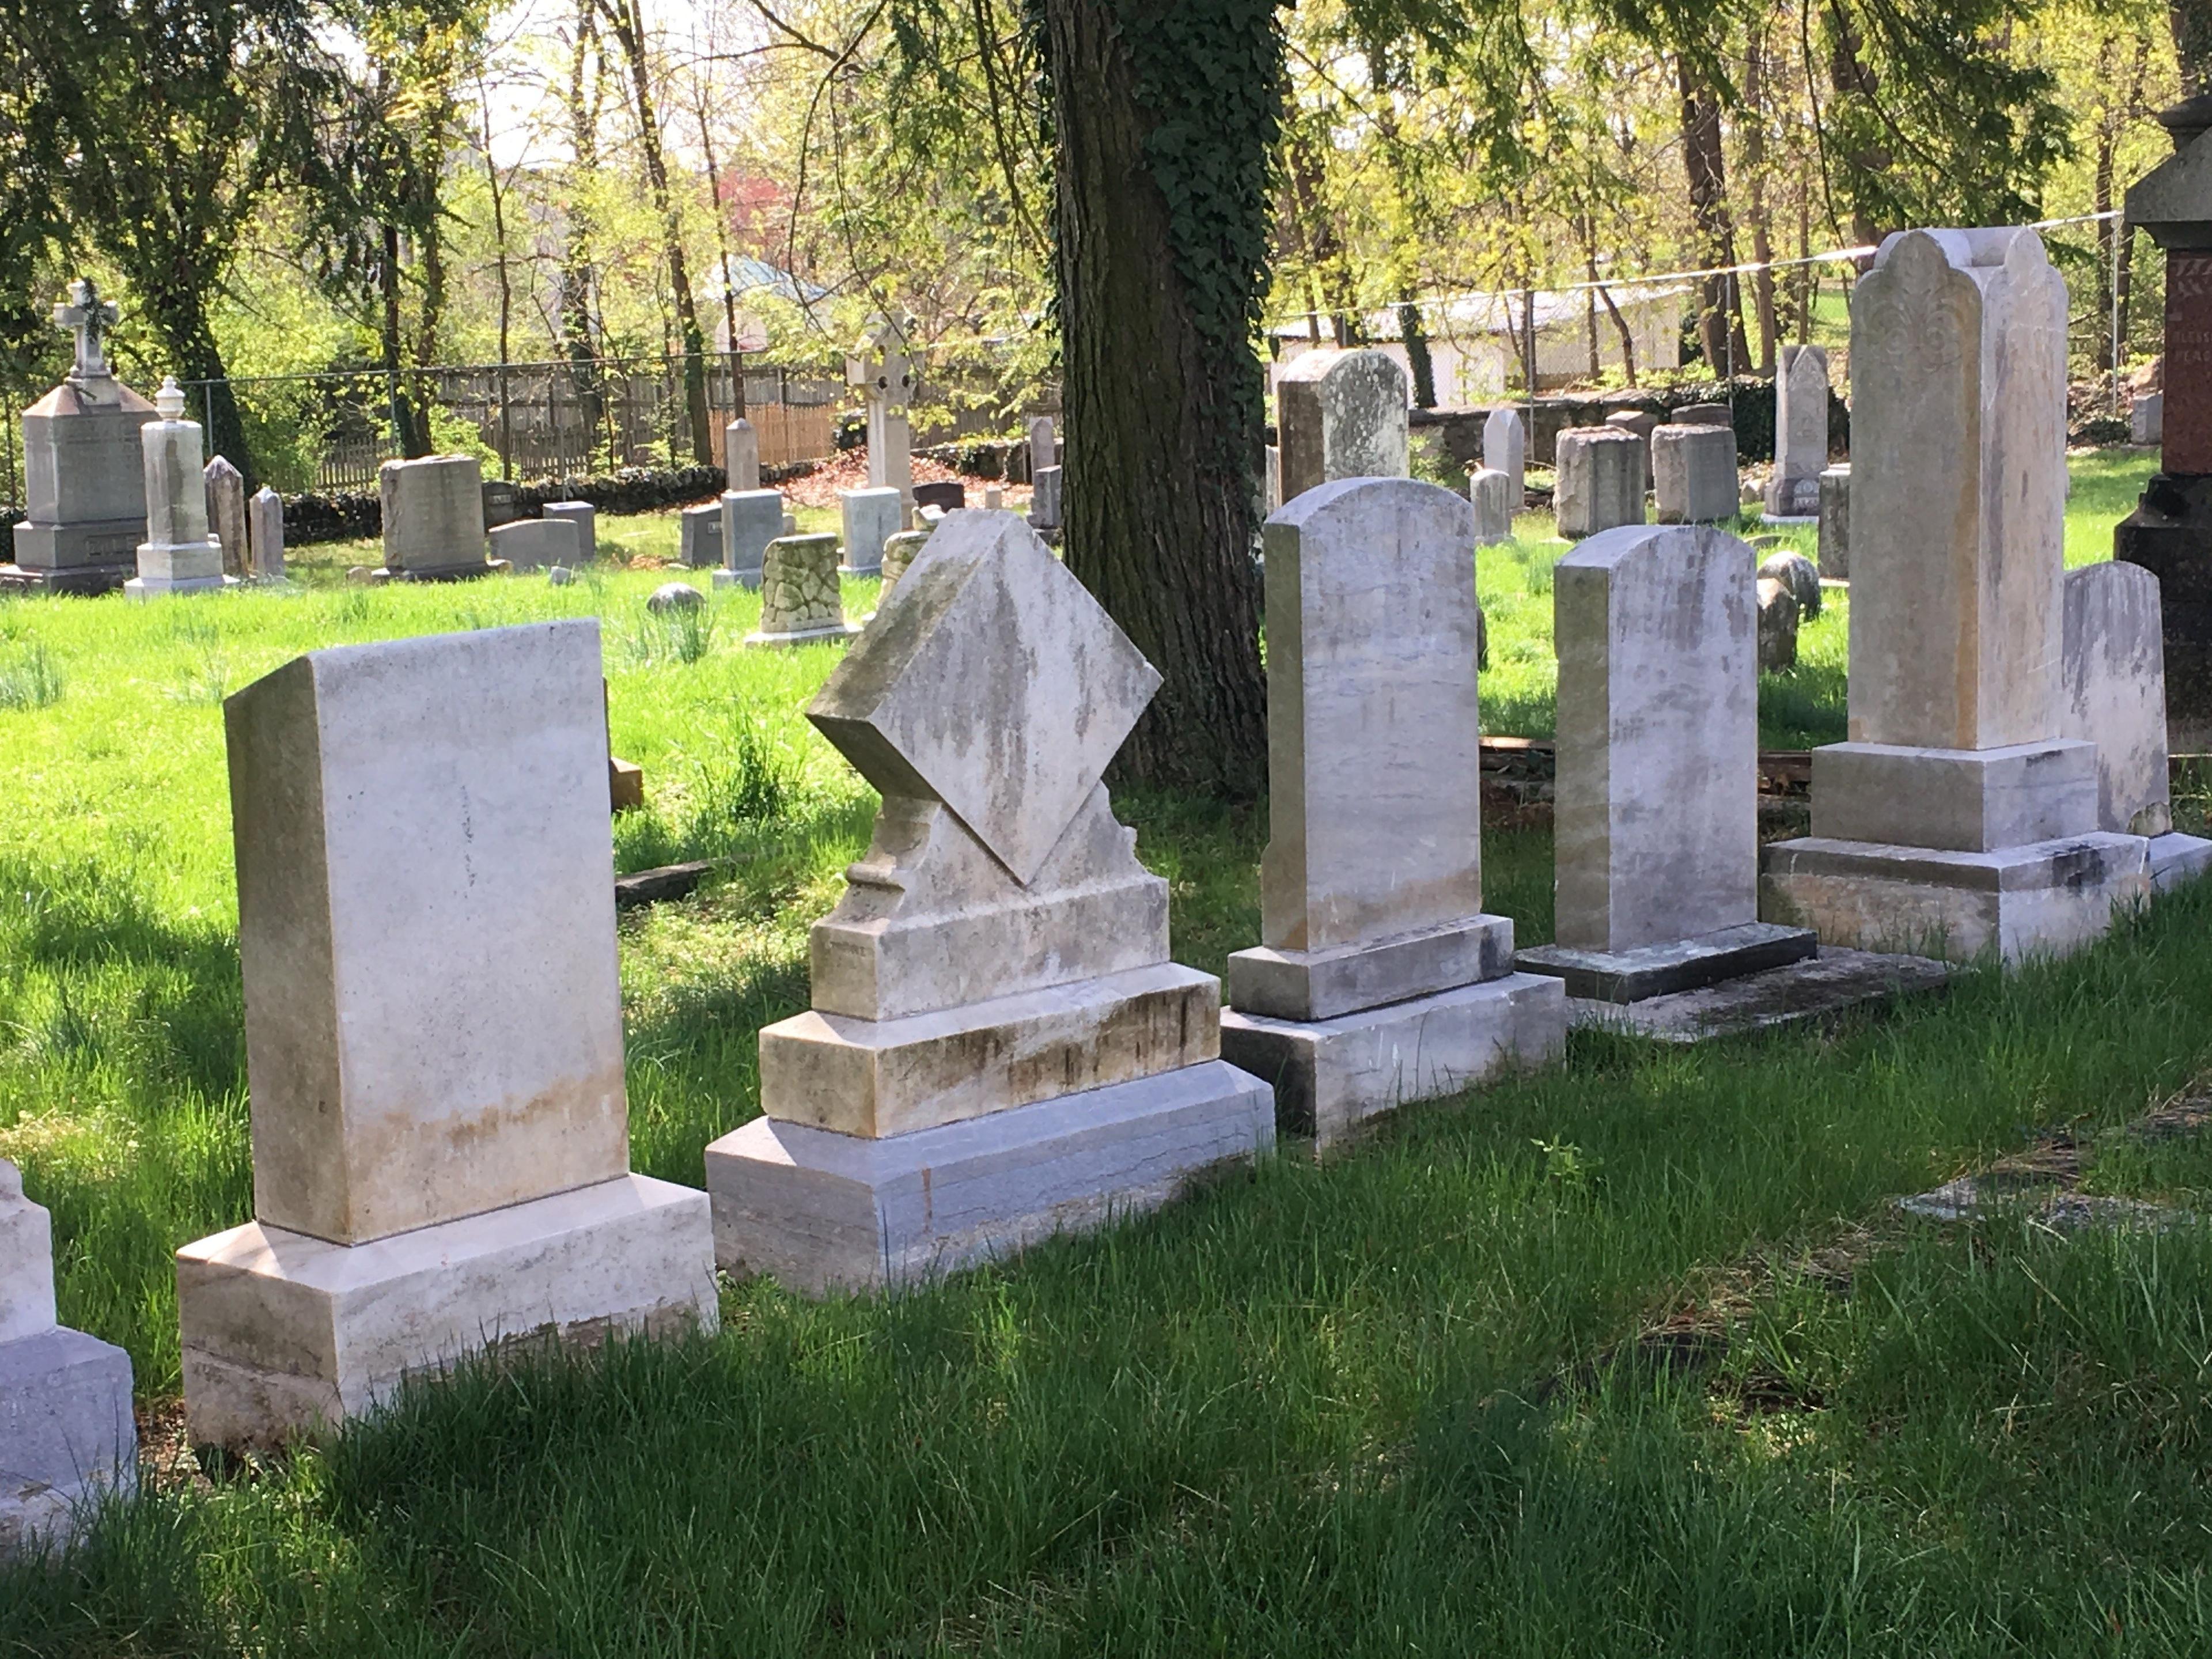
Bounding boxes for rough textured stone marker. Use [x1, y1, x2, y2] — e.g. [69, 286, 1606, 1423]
[377, 455, 488, 579]
[1759, 550, 1821, 619]
[1756, 577, 1798, 670]
[746, 533, 860, 647]
[1, 1158, 137, 1557]
[1276, 349, 1410, 502]
[1554, 426, 1645, 538]
[126, 377, 233, 599]
[205, 454, 248, 578]
[707, 510, 1271, 1291]
[1218, 477, 1564, 1145]
[1652, 424, 1737, 523]
[1517, 524, 1815, 1016]
[175, 620, 717, 1446]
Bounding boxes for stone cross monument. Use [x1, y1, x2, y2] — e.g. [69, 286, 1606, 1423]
[844, 309, 915, 505]
[55, 278, 122, 397]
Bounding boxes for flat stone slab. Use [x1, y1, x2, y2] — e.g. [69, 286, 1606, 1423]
[1898, 1176, 2194, 1233]
[2150, 831, 2212, 892]
[743, 622, 862, 649]
[1228, 914, 1514, 1022]
[1518, 921, 1817, 1003]
[1563, 948, 1949, 1042]
[704, 1059, 1275, 1296]
[177, 1173, 718, 1449]
[0, 559, 136, 595]
[1220, 971, 1566, 1147]
[1, 1325, 137, 1559]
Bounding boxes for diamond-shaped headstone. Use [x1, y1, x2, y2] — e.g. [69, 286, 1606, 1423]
[809, 510, 1160, 885]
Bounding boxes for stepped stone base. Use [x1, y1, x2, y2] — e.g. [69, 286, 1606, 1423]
[704, 1060, 1275, 1295]
[1, 1327, 137, 1558]
[1562, 947, 1951, 1043]
[176, 1175, 718, 1449]
[1219, 971, 1566, 1146]
[1760, 833, 2150, 965]
[1227, 915, 1516, 1022]
[1517, 921, 1816, 1003]
[124, 573, 236, 601]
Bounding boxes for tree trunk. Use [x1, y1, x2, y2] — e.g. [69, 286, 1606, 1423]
[1596, 284, 1638, 385]
[145, 284, 255, 490]
[380, 222, 431, 459]
[1676, 55, 1750, 374]
[1041, 0, 1270, 800]
[561, 3, 606, 453]
[1742, 31, 1778, 376]
[2093, 36, 2120, 377]
[2175, 0, 2212, 96]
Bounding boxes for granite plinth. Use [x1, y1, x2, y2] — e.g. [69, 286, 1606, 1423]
[0, 1326, 137, 1558]
[0, 557, 137, 594]
[1219, 972, 1566, 1146]
[10, 518, 145, 571]
[1517, 921, 1818, 1003]
[1227, 914, 1514, 1022]
[1810, 741, 2097, 852]
[1760, 833, 2150, 964]
[176, 1174, 717, 1448]
[1561, 948, 1950, 1042]
[704, 1060, 1274, 1294]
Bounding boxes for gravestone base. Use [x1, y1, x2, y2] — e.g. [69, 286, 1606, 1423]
[1759, 833, 2150, 966]
[1561, 948, 1951, 1043]
[368, 560, 506, 584]
[0, 557, 138, 595]
[742, 620, 862, 649]
[175, 1174, 718, 1450]
[1759, 513, 1817, 527]
[124, 573, 237, 601]
[1227, 915, 1516, 1022]
[13, 518, 146, 571]
[712, 566, 763, 592]
[2114, 474, 2212, 740]
[703, 1060, 1274, 1296]
[1516, 921, 1817, 1003]
[1809, 740, 2099, 851]
[1219, 972, 1566, 1147]
[2150, 831, 2212, 892]
[0, 1326, 137, 1558]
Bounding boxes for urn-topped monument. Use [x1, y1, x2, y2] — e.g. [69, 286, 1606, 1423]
[1, 279, 157, 594]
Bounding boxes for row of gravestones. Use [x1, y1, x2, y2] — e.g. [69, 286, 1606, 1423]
[7, 225, 2202, 1558]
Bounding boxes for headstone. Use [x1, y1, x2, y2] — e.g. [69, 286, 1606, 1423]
[1758, 550, 1821, 619]
[715, 488, 782, 590]
[125, 377, 232, 600]
[1817, 464, 1851, 578]
[839, 485, 901, 575]
[1756, 577, 1799, 670]
[378, 456, 487, 579]
[1217, 478, 1565, 1143]
[247, 485, 285, 581]
[488, 517, 581, 572]
[0, 1157, 137, 1556]
[482, 478, 522, 529]
[648, 581, 704, 614]
[1763, 344, 1830, 518]
[1027, 415, 1056, 475]
[3, 279, 156, 594]
[1276, 349, 1410, 501]
[1604, 408, 1659, 487]
[1028, 466, 1063, 532]
[913, 480, 965, 515]
[879, 527, 932, 590]
[1518, 524, 1814, 1005]
[679, 502, 722, 569]
[175, 620, 718, 1447]
[984, 484, 1003, 511]
[704, 510, 1273, 1290]
[2061, 560, 2212, 888]
[1482, 407, 1527, 507]
[542, 501, 596, 558]
[1263, 446, 1282, 513]
[204, 456, 247, 578]
[1469, 467, 1515, 546]
[845, 311, 916, 504]
[747, 533, 860, 647]
[1652, 424, 1737, 524]
[1763, 228, 2149, 964]
[1554, 427, 1645, 538]
[547, 566, 574, 586]
[1673, 402, 1734, 429]
[725, 417, 760, 492]
[2133, 391, 2165, 446]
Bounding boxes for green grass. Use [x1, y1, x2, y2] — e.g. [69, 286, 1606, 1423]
[6, 458, 2210, 1654]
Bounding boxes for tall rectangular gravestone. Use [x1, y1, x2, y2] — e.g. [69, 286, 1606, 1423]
[717, 488, 783, 590]
[705, 511, 1272, 1291]
[205, 456, 248, 579]
[1483, 407, 1527, 507]
[1275, 349, 1410, 503]
[1762, 228, 2150, 963]
[126, 377, 232, 600]
[175, 620, 718, 1448]
[1218, 478, 1565, 1143]
[1763, 344, 1829, 519]
[377, 456, 488, 580]
[248, 486, 285, 581]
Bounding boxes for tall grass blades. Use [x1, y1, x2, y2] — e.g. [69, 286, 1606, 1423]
[0, 638, 64, 710]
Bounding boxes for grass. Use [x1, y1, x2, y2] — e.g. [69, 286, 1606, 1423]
[5, 454, 2207, 1655]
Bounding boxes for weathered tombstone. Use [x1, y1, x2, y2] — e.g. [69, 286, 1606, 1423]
[488, 517, 581, 572]
[1652, 424, 1737, 524]
[648, 581, 704, 614]
[1673, 401, 1734, 429]
[1482, 407, 1527, 507]
[204, 456, 248, 578]
[1519, 524, 1815, 1008]
[542, 500, 596, 558]
[2062, 560, 2212, 887]
[840, 485, 901, 575]
[1756, 577, 1799, 670]
[746, 534, 861, 647]
[1763, 228, 2150, 963]
[1763, 344, 1830, 518]
[913, 480, 965, 515]
[1, 1157, 137, 1556]
[984, 483, 1004, 512]
[175, 621, 718, 1447]
[879, 527, 932, 590]
[1027, 414, 1056, 475]
[125, 378, 232, 600]
[706, 511, 1272, 1288]
[715, 489, 782, 590]
[1603, 408, 1659, 487]
[1817, 464, 1851, 578]
[1469, 467, 1515, 546]
[2133, 391, 2165, 446]
[1758, 550, 1821, 619]
[1217, 478, 1566, 1143]
[377, 456, 487, 580]
[1, 278, 155, 594]
[1554, 427, 1645, 538]
[247, 486, 285, 581]
[1263, 445, 1282, 513]
[481, 478, 522, 530]
[1276, 348, 1410, 501]
[725, 417, 760, 492]
[845, 310, 915, 505]
[1028, 465, 1063, 532]
[679, 502, 722, 569]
